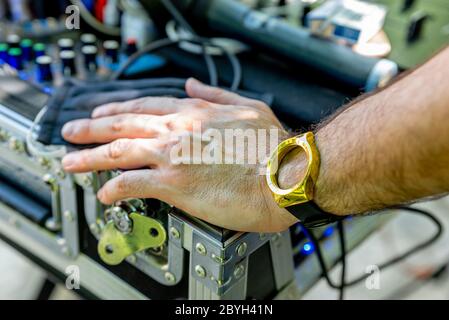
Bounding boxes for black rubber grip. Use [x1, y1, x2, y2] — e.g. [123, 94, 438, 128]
[286, 201, 343, 228]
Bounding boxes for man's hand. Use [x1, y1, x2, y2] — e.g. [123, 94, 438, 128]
[61, 78, 298, 232]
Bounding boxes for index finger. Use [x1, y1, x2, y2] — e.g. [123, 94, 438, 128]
[92, 97, 184, 118]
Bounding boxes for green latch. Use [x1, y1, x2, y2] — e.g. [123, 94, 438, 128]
[98, 212, 166, 265]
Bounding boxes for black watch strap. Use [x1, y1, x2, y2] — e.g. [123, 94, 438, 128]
[285, 202, 343, 228]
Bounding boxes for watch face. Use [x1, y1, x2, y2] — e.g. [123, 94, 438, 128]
[266, 132, 319, 207]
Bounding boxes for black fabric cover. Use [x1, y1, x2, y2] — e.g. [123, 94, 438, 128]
[37, 77, 273, 146]
[157, 48, 355, 127]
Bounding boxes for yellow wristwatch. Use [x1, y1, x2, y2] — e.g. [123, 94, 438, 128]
[266, 132, 340, 228]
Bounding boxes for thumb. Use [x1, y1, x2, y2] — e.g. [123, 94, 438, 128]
[185, 78, 263, 108]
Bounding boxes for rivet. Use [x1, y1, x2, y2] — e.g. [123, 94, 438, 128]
[236, 242, 247, 256]
[38, 157, 51, 169]
[89, 223, 99, 234]
[195, 265, 206, 278]
[82, 175, 92, 186]
[234, 264, 245, 279]
[61, 246, 71, 256]
[63, 210, 74, 222]
[42, 173, 56, 184]
[169, 226, 180, 239]
[56, 169, 65, 179]
[165, 272, 176, 283]
[195, 242, 207, 255]
[0, 129, 9, 141]
[8, 137, 24, 153]
[126, 254, 137, 264]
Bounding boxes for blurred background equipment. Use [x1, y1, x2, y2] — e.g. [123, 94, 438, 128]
[0, 0, 447, 300]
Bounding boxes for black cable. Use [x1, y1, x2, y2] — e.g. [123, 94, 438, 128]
[202, 45, 218, 87]
[161, 0, 242, 91]
[217, 45, 242, 92]
[188, 37, 243, 90]
[346, 206, 443, 287]
[111, 38, 180, 80]
[161, 0, 218, 87]
[114, 0, 241, 90]
[161, 0, 195, 34]
[337, 220, 346, 300]
[302, 206, 443, 297]
[110, 36, 219, 86]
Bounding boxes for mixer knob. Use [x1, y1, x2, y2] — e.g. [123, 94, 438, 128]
[33, 43, 46, 59]
[82, 45, 98, 73]
[125, 38, 138, 56]
[58, 38, 74, 52]
[20, 38, 33, 62]
[8, 47, 23, 70]
[104, 40, 120, 64]
[7, 34, 20, 48]
[60, 50, 77, 77]
[36, 55, 53, 83]
[81, 33, 97, 47]
[0, 43, 9, 64]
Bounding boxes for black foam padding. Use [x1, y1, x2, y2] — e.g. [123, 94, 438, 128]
[37, 77, 273, 146]
[0, 158, 51, 207]
[0, 76, 49, 120]
[0, 178, 51, 225]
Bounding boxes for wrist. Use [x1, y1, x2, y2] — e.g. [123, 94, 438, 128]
[313, 130, 348, 216]
[276, 131, 346, 216]
[264, 131, 347, 230]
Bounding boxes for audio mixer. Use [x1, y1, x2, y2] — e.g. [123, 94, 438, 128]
[0, 0, 446, 300]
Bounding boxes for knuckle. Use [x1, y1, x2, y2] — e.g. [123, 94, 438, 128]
[77, 150, 90, 167]
[155, 139, 169, 156]
[107, 139, 130, 159]
[165, 118, 176, 131]
[129, 99, 146, 113]
[79, 120, 91, 136]
[115, 174, 130, 194]
[186, 98, 209, 109]
[160, 97, 178, 110]
[111, 116, 125, 132]
[167, 97, 179, 106]
[216, 90, 228, 100]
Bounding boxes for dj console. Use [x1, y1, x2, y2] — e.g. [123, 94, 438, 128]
[0, 0, 447, 300]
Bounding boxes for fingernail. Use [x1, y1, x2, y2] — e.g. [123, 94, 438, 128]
[97, 189, 109, 204]
[62, 153, 77, 170]
[91, 108, 102, 118]
[187, 77, 203, 88]
[61, 122, 74, 138]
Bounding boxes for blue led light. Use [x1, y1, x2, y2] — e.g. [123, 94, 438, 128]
[301, 242, 314, 255]
[323, 226, 334, 237]
[43, 87, 53, 94]
[18, 71, 28, 80]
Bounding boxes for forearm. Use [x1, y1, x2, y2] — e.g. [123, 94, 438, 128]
[279, 47, 449, 215]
